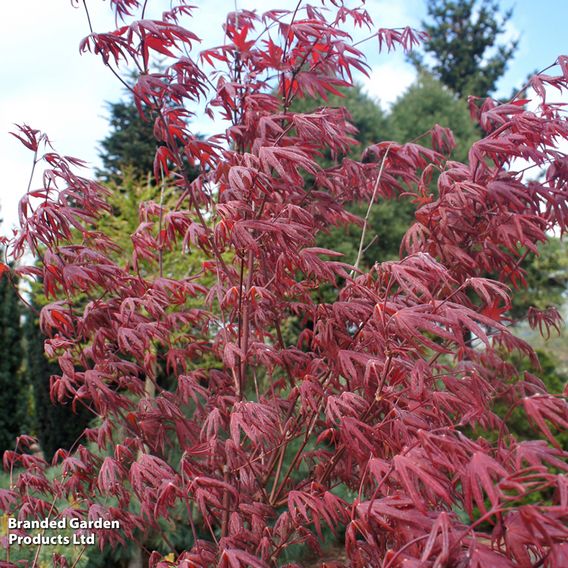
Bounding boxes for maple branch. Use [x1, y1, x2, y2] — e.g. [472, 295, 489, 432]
[239, 249, 255, 393]
[317, 355, 392, 488]
[70, 545, 88, 568]
[221, 464, 231, 538]
[270, 399, 324, 505]
[236, 252, 246, 396]
[274, 317, 296, 388]
[362, 234, 378, 255]
[26, 150, 39, 196]
[259, 394, 304, 485]
[30, 495, 59, 568]
[383, 535, 430, 568]
[352, 143, 392, 273]
[81, 0, 94, 34]
[268, 440, 287, 503]
[153, 106, 232, 281]
[281, 0, 304, 110]
[509, 61, 558, 104]
[158, 167, 166, 279]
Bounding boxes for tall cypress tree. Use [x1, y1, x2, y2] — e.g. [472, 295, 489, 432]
[0, 264, 29, 453]
[97, 77, 200, 185]
[97, 98, 158, 183]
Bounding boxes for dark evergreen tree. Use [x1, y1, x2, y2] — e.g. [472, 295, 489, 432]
[97, 84, 200, 184]
[409, 0, 518, 98]
[97, 98, 158, 182]
[0, 265, 29, 453]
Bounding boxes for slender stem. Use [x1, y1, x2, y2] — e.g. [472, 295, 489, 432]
[259, 396, 302, 484]
[268, 440, 287, 503]
[274, 318, 296, 388]
[236, 253, 246, 395]
[383, 535, 430, 568]
[509, 61, 557, 104]
[280, 0, 304, 109]
[270, 400, 322, 505]
[81, 0, 94, 33]
[221, 465, 230, 538]
[158, 168, 166, 278]
[31, 495, 58, 567]
[352, 143, 392, 274]
[70, 545, 88, 568]
[26, 151, 39, 195]
[362, 234, 378, 255]
[239, 250, 255, 392]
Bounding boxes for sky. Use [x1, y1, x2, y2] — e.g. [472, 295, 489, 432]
[0, 0, 567, 235]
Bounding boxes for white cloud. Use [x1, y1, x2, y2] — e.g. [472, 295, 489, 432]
[363, 60, 416, 110]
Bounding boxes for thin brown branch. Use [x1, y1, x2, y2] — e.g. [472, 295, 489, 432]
[352, 143, 392, 274]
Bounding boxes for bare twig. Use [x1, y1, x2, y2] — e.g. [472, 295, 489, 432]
[352, 143, 393, 274]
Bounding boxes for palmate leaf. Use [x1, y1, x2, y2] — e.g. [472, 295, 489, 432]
[420, 512, 455, 567]
[356, 495, 433, 532]
[288, 490, 348, 541]
[514, 440, 568, 472]
[393, 452, 453, 511]
[258, 146, 318, 183]
[463, 452, 508, 516]
[230, 401, 280, 445]
[385, 252, 456, 301]
[527, 306, 564, 339]
[523, 395, 568, 449]
[504, 507, 568, 567]
[325, 391, 367, 423]
[468, 545, 517, 568]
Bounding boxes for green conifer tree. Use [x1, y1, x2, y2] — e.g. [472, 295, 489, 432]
[387, 73, 479, 162]
[97, 98, 158, 182]
[0, 264, 29, 453]
[409, 0, 518, 98]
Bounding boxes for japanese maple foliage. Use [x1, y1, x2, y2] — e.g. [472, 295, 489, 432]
[2, 1, 568, 567]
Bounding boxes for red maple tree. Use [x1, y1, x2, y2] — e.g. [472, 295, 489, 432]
[2, 1, 568, 566]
